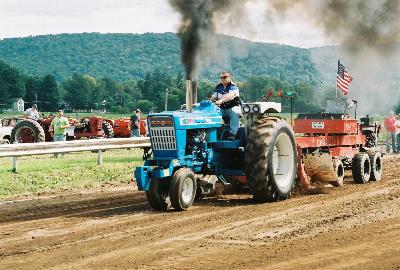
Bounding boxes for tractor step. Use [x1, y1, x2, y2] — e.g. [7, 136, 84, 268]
[212, 140, 241, 149]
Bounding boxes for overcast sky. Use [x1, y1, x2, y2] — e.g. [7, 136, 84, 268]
[0, 0, 328, 48]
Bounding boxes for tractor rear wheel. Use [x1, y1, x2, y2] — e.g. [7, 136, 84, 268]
[10, 119, 45, 143]
[368, 150, 382, 181]
[146, 178, 171, 211]
[169, 168, 197, 211]
[245, 116, 297, 202]
[102, 121, 114, 138]
[352, 153, 371, 184]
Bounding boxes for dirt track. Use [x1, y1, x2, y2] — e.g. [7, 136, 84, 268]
[1, 156, 400, 270]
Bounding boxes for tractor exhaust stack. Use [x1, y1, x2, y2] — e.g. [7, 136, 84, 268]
[185, 80, 193, 112]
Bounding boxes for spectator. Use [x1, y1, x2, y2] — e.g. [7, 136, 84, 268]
[210, 71, 241, 141]
[396, 114, 400, 153]
[384, 111, 397, 153]
[50, 110, 70, 157]
[131, 109, 141, 137]
[24, 104, 39, 121]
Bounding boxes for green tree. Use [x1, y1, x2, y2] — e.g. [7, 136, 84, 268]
[38, 75, 61, 111]
[63, 73, 96, 111]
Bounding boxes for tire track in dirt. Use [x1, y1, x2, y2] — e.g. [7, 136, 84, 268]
[0, 156, 399, 269]
[21, 183, 400, 270]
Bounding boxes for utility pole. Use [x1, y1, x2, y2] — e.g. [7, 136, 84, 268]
[165, 88, 169, 111]
[34, 94, 38, 104]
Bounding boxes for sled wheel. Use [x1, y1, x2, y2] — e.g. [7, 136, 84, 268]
[330, 159, 345, 187]
[352, 153, 371, 184]
[368, 150, 382, 181]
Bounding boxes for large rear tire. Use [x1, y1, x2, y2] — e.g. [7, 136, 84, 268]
[102, 121, 114, 138]
[10, 119, 45, 143]
[352, 153, 371, 184]
[169, 168, 197, 211]
[368, 150, 382, 181]
[245, 116, 297, 202]
[146, 178, 171, 211]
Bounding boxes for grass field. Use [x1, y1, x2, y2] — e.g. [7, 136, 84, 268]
[0, 149, 144, 199]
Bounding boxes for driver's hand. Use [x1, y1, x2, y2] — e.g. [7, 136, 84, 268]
[215, 100, 223, 106]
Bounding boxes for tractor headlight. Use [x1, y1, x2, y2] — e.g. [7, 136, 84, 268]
[252, 105, 260, 113]
[243, 105, 251, 113]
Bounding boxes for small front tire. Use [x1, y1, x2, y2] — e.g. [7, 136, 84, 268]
[169, 168, 197, 211]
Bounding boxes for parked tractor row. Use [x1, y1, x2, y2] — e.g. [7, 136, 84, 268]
[133, 80, 383, 211]
[2, 115, 147, 143]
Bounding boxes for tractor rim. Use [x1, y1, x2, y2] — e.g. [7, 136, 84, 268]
[272, 132, 295, 190]
[16, 127, 35, 143]
[181, 176, 194, 204]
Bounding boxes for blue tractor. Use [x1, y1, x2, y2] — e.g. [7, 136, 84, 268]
[134, 89, 297, 211]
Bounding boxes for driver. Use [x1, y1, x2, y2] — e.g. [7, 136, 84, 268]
[24, 104, 39, 120]
[210, 71, 241, 141]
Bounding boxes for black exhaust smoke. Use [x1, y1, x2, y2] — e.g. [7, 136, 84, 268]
[169, 0, 242, 80]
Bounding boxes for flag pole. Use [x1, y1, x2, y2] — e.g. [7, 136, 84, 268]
[335, 85, 338, 99]
[336, 60, 339, 99]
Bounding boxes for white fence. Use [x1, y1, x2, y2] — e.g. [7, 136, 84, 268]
[0, 137, 151, 172]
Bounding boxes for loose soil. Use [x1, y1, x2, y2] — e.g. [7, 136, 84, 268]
[1, 155, 400, 270]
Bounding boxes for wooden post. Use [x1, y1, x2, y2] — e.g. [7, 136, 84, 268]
[12, 157, 18, 173]
[97, 150, 103, 165]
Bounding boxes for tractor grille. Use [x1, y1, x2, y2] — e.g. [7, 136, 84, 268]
[150, 127, 176, 150]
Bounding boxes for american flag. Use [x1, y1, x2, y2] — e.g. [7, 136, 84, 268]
[336, 60, 353, 95]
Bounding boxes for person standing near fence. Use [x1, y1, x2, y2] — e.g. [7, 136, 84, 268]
[384, 111, 397, 154]
[50, 110, 70, 158]
[131, 109, 141, 137]
[50, 110, 70, 142]
[396, 114, 400, 153]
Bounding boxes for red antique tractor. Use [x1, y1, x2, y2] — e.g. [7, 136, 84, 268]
[294, 98, 382, 189]
[103, 117, 148, 138]
[103, 118, 131, 138]
[65, 116, 114, 140]
[10, 116, 114, 143]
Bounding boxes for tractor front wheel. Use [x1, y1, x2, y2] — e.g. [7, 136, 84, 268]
[352, 153, 371, 184]
[245, 117, 297, 202]
[146, 178, 171, 211]
[169, 168, 197, 211]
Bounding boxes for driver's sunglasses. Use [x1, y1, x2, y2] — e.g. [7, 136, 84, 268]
[220, 76, 229, 79]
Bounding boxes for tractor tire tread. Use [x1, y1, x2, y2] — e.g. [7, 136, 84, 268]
[11, 119, 45, 143]
[245, 116, 296, 202]
[352, 152, 371, 184]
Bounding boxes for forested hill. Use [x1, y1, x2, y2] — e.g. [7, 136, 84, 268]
[0, 32, 318, 84]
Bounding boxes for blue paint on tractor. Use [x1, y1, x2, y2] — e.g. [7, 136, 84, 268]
[134, 99, 247, 192]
